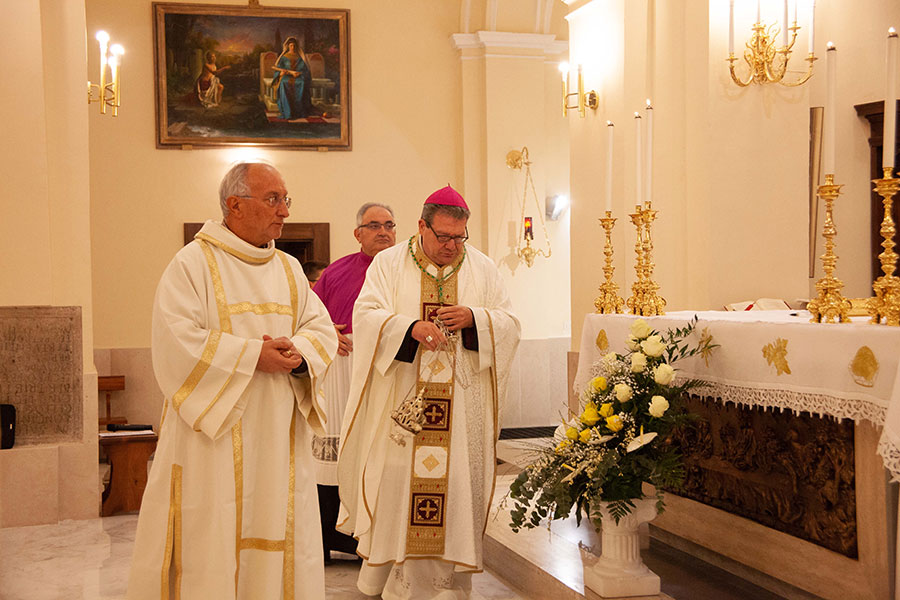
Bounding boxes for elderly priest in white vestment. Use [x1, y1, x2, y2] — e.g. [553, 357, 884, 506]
[337, 185, 520, 599]
[127, 162, 338, 599]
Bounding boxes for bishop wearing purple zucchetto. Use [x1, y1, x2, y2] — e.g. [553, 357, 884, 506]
[310, 202, 397, 561]
[337, 185, 521, 598]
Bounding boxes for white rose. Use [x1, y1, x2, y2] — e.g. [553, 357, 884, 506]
[654, 363, 675, 386]
[630, 319, 652, 339]
[603, 351, 618, 365]
[626, 335, 641, 352]
[640, 334, 665, 358]
[630, 352, 647, 372]
[648, 395, 670, 418]
[614, 383, 633, 402]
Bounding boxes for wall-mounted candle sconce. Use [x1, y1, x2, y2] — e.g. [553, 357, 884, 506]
[88, 31, 124, 116]
[559, 62, 598, 117]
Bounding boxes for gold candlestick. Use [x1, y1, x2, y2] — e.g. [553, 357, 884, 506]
[626, 206, 646, 315]
[808, 174, 851, 323]
[594, 211, 625, 313]
[639, 202, 666, 316]
[626, 204, 666, 316]
[868, 167, 900, 326]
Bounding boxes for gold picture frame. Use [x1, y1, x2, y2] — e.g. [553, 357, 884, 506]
[153, 2, 350, 150]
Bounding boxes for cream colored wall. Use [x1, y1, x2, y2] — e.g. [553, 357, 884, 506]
[87, 0, 465, 349]
[568, 0, 900, 348]
[0, 0, 98, 527]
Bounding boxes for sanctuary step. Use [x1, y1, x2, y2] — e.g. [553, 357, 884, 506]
[489, 441, 816, 600]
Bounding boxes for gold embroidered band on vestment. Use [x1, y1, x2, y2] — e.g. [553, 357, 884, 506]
[406, 239, 464, 555]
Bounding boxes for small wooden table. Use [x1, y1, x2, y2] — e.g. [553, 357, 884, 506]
[99, 431, 158, 516]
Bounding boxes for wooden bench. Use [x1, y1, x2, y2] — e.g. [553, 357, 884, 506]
[99, 431, 157, 516]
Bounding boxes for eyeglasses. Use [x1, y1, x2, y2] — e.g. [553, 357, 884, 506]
[238, 195, 292, 209]
[358, 221, 396, 232]
[426, 222, 468, 245]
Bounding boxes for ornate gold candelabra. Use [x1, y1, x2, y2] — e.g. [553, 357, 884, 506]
[594, 211, 624, 313]
[728, 21, 815, 87]
[867, 168, 900, 326]
[807, 174, 851, 323]
[625, 203, 666, 316]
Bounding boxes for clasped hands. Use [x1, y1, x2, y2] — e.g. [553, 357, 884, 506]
[412, 305, 474, 352]
[257, 334, 304, 373]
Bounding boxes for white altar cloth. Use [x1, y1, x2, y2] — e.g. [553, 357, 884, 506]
[573, 310, 900, 480]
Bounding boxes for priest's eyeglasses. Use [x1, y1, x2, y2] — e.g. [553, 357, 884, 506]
[238, 194, 292, 209]
[358, 221, 396, 232]
[426, 222, 468, 245]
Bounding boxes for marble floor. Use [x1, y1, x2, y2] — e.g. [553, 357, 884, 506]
[0, 515, 530, 600]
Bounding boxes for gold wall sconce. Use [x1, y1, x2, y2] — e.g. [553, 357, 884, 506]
[559, 62, 598, 117]
[506, 147, 552, 267]
[88, 31, 124, 116]
[727, 1, 816, 87]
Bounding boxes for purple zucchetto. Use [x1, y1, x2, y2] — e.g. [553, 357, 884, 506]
[424, 185, 469, 210]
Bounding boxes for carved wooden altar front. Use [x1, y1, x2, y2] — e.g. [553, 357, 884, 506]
[670, 396, 857, 559]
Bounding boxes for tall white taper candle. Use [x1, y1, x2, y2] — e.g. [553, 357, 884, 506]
[634, 112, 642, 207]
[729, 0, 735, 55]
[884, 28, 898, 170]
[824, 43, 836, 175]
[606, 121, 614, 213]
[645, 100, 653, 205]
[809, 1, 816, 55]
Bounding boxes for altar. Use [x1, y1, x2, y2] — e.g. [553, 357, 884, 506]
[574, 310, 899, 600]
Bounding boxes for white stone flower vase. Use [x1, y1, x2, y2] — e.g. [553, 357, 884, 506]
[584, 498, 660, 598]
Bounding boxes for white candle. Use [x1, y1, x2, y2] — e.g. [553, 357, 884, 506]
[885, 29, 898, 170]
[645, 99, 653, 205]
[729, 0, 735, 55]
[824, 43, 836, 175]
[757, 0, 761, 24]
[606, 121, 614, 213]
[793, 0, 797, 25]
[809, 0, 816, 55]
[782, 0, 789, 47]
[635, 112, 642, 207]
[96, 30, 109, 96]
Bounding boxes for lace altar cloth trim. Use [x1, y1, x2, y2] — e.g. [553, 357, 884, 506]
[689, 379, 887, 425]
[878, 429, 900, 483]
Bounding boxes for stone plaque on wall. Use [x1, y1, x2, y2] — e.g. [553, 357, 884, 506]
[0, 306, 83, 444]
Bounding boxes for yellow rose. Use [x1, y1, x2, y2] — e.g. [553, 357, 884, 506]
[599, 402, 614, 418]
[590, 376, 608, 393]
[581, 404, 601, 426]
[606, 415, 624, 432]
[565, 426, 579, 440]
[579, 428, 592, 443]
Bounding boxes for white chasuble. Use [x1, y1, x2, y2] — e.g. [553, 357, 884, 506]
[337, 237, 520, 575]
[127, 221, 337, 600]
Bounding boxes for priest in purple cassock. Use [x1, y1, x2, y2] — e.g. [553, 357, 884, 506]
[311, 202, 397, 560]
[337, 186, 520, 599]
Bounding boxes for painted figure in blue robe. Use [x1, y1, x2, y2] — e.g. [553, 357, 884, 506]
[272, 37, 317, 120]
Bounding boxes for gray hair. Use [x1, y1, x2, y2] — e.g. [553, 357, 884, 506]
[356, 202, 395, 226]
[219, 161, 275, 218]
[421, 203, 470, 224]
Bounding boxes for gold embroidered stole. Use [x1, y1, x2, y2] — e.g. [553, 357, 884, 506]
[406, 238, 465, 555]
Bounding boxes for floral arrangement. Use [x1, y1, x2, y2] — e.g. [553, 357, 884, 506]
[507, 316, 717, 530]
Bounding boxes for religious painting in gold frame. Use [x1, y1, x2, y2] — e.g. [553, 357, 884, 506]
[153, 2, 350, 150]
